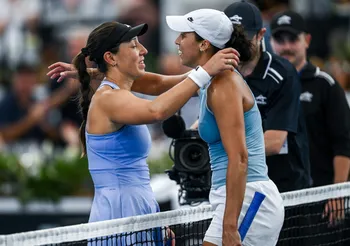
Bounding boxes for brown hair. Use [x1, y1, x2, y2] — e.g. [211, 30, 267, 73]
[72, 22, 121, 156]
[194, 24, 253, 62]
[226, 24, 253, 62]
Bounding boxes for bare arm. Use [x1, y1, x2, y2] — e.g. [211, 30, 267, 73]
[47, 49, 240, 96]
[333, 156, 350, 183]
[88, 68, 190, 95]
[264, 130, 288, 156]
[208, 71, 248, 233]
[100, 48, 237, 124]
[190, 119, 199, 129]
[0, 118, 37, 142]
[131, 72, 190, 95]
[47, 79, 80, 109]
[131, 48, 239, 95]
[48, 64, 189, 97]
[101, 76, 202, 124]
[0, 103, 47, 142]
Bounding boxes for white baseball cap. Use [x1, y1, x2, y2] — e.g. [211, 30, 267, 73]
[166, 9, 234, 49]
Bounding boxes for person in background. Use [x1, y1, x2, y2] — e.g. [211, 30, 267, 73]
[0, 64, 61, 149]
[270, 10, 350, 241]
[223, 3, 313, 244]
[222, 0, 312, 193]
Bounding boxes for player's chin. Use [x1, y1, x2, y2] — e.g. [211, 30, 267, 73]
[134, 69, 146, 78]
[179, 58, 190, 67]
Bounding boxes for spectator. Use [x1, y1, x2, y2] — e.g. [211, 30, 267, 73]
[0, 0, 41, 69]
[270, 11, 350, 236]
[270, 10, 350, 188]
[0, 64, 61, 150]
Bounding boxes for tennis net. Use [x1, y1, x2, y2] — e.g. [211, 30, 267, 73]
[0, 182, 349, 246]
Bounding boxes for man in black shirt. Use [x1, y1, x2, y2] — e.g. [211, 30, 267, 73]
[224, 1, 312, 193]
[270, 10, 350, 188]
[270, 11, 350, 240]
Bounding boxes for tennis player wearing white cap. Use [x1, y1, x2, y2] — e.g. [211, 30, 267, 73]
[166, 9, 284, 246]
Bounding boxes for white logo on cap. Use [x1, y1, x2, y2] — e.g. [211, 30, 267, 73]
[229, 15, 242, 25]
[277, 15, 291, 25]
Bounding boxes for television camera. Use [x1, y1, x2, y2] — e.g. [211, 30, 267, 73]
[162, 114, 211, 206]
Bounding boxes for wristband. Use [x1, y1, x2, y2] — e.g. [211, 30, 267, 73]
[188, 66, 212, 88]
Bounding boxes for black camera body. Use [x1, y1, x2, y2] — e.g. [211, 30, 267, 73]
[164, 125, 212, 205]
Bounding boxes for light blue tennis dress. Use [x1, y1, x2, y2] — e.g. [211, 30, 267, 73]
[86, 81, 161, 245]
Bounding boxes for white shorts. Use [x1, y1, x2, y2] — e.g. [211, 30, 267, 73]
[204, 179, 284, 246]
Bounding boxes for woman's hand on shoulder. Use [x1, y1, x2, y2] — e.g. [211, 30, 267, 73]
[209, 70, 240, 94]
[202, 48, 240, 77]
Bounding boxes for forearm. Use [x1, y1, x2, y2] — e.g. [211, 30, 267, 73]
[150, 78, 200, 120]
[132, 72, 190, 96]
[39, 123, 61, 141]
[86, 68, 189, 95]
[48, 80, 80, 108]
[264, 130, 287, 156]
[264, 137, 282, 156]
[224, 158, 247, 229]
[333, 155, 350, 183]
[190, 119, 199, 129]
[0, 117, 37, 142]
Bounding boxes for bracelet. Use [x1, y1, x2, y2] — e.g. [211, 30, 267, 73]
[188, 66, 212, 88]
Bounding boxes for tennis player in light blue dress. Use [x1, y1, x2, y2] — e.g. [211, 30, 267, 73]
[166, 9, 285, 245]
[86, 81, 160, 245]
[86, 80, 160, 222]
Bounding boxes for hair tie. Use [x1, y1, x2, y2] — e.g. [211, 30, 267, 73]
[81, 47, 89, 57]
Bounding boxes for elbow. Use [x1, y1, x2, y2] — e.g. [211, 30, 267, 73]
[239, 151, 248, 165]
[269, 145, 282, 155]
[239, 153, 248, 171]
[149, 105, 168, 121]
[230, 152, 248, 172]
[153, 111, 167, 121]
[265, 140, 284, 156]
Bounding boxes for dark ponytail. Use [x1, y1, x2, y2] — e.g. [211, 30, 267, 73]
[71, 22, 123, 156]
[73, 52, 92, 156]
[226, 25, 253, 62]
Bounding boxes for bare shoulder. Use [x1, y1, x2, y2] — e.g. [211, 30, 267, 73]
[208, 70, 241, 94]
[94, 88, 132, 108]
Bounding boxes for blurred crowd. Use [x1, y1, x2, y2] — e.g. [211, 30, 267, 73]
[0, 0, 349, 160]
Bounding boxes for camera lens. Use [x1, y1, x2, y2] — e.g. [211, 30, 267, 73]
[179, 142, 210, 172]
